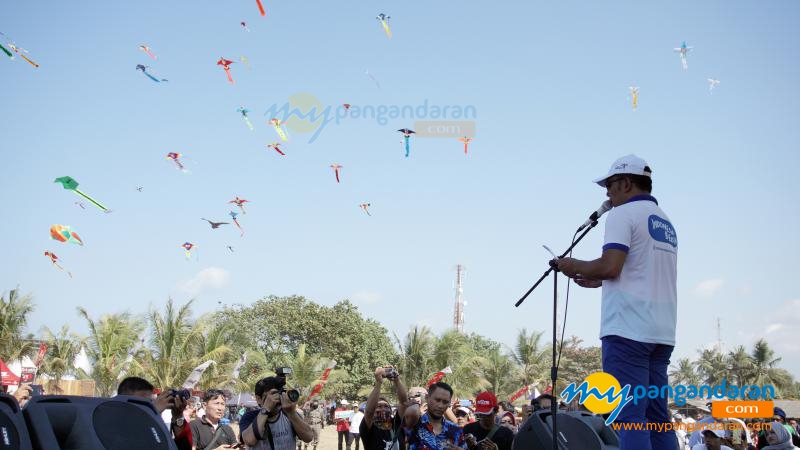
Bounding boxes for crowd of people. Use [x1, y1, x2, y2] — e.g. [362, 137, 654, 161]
[8, 364, 800, 450]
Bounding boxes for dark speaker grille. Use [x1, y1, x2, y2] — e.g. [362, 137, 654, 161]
[0, 412, 20, 450]
[92, 402, 171, 450]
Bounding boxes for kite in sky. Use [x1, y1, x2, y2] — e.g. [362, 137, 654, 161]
[241, 21, 250, 32]
[229, 211, 244, 236]
[201, 218, 229, 229]
[54, 176, 110, 213]
[181, 242, 195, 260]
[217, 58, 235, 84]
[629, 86, 639, 110]
[166, 152, 187, 172]
[136, 64, 167, 82]
[74, 202, 85, 210]
[674, 41, 692, 70]
[227, 245, 234, 253]
[44, 251, 72, 278]
[365, 70, 380, 89]
[0, 33, 38, 67]
[229, 196, 249, 214]
[330, 164, 343, 183]
[269, 118, 289, 141]
[376, 14, 392, 39]
[397, 128, 415, 157]
[51, 225, 84, 246]
[342, 104, 351, 116]
[267, 142, 285, 156]
[139, 45, 157, 60]
[708, 78, 720, 93]
[136, 186, 143, 192]
[360, 203, 371, 216]
[255, 0, 266, 16]
[240, 56, 251, 68]
[237, 107, 254, 131]
[457, 136, 474, 155]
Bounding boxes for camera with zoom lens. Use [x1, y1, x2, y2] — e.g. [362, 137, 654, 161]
[274, 367, 299, 402]
[170, 389, 191, 400]
[280, 387, 300, 403]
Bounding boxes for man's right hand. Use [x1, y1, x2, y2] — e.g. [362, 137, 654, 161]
[263, 389, 281, 413]
[12, 384, 32, 408]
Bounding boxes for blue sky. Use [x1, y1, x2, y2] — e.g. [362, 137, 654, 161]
[2, 0, 799, 379]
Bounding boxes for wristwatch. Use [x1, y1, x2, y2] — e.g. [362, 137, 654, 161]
[172, 417, 185, 427]
[259, 407, 271, 416]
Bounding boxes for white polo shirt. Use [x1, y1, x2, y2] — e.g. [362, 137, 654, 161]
[601, 195, 678, 345]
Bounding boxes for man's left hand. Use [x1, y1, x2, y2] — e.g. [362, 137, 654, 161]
[280, 391, 296, 414]
[154, 390, 175, 414]
[554, 257, 580, 278]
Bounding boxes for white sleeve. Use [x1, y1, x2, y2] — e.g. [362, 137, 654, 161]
[602, 208, 632, 253]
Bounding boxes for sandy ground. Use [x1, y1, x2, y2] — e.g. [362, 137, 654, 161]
[228, 423, 359, 450]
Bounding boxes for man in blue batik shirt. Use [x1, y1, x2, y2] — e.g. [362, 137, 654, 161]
[403, 382, 466, 450]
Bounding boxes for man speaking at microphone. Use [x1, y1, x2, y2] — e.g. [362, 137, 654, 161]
[554, 154, 678, 450]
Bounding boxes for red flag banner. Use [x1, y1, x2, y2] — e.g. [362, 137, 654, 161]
[425, 367, 452, 388]
[508, 385, 531, 403]
[0, 358, 21, 386]
[307, 360, 337, 400]
[34, 343, 47, 368]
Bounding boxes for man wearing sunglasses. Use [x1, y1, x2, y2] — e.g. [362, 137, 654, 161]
[555, 155, 678, 450]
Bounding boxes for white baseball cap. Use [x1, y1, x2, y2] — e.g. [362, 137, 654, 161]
[593, 154, 652, 187]
[702, 428, 726, 439]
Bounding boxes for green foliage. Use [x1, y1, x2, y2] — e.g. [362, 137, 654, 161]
[0, 288, 37, 363]
[39, 325, 83, 393]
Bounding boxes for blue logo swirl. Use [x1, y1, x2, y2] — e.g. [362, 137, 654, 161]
[648, 215, 677, 247]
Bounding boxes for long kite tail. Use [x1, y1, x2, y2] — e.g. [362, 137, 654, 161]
[225, 67, 234, 84]
[273, 147, 285, 156]
[255, 0, 266, 16]
[74, 189, 109, 212]
[382, 21, 392, 39]
[243, 117, 254, 131]
[234, 219, 244, 236]
[18, 53, 39, 68]
[274, 125, 288, 141]
[405, 136, 410, 157]
[144, 49, 157, 60]
[680, 55, 688, 70]
[464, 142, 469, 154]
[144, 71, 161, 83]
[335, 170, 340, 183]
[0, 44, 12, 58]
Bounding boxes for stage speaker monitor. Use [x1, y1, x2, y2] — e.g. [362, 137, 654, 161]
[0, 394, 32, 450]
[514, 409, 620, 450]
[23, 395, 177, 450]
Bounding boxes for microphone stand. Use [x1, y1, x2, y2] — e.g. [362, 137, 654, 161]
[515, 219, 601, 450]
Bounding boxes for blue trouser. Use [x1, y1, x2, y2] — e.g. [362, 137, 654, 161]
[602, 335, 676, 450]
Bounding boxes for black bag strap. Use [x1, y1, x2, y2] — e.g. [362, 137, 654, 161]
[205, 425, 227, 450]
[265, 416, 276, 450]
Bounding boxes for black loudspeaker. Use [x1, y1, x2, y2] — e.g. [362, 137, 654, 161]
[23, 395, 178, 450]
[0, 394, 32, 450]
[514, 410, 620, 450]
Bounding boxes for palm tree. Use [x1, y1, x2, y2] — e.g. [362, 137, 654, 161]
[669, 358, 700, 387]
[750, 339, 784, 396]
[727, 346, 754, 387]
[39, 325, 83, 393]
[136, 299, 230, 390]
[696, 348, 729, 385]
[482, 347, 515, 399]
[509, 329, 549, 387]
[0, 288, 37, 363]
[77, 307, 144, 396]
[396, 326, 434, 388]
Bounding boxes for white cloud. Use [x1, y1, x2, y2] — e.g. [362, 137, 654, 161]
[351, 291, 382, 304]
[765, 324, 785, 334]
[178, 267, 231, 296]
[692, 279, 725, 298]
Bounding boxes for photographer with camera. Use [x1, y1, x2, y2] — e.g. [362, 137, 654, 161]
[360, 365, 409, 450]
[240, 375, 313, 449]
[190, 389, 238, 449]
[116, 376, 193, 450]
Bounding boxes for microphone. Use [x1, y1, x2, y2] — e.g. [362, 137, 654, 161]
[577, 200, 612, 232]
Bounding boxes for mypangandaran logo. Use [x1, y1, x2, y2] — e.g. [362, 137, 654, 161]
[561, 372, 776, 425]
[263, 92, 477, 143]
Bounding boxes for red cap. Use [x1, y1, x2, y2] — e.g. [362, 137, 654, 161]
[474, 391, 497, 415]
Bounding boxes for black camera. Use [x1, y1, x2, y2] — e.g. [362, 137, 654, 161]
[383, 367, 398, 379]
[274, 368, 299, 402]
[170, 389, 191, 401]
